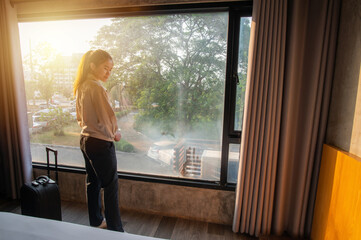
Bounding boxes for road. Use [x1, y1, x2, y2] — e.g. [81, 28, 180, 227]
[30, 110, 177, 176]
[30, 143, 175, 177]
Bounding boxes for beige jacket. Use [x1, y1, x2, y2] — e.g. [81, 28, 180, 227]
[76, 74, 118, 142]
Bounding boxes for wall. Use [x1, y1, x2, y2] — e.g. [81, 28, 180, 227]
[326, 0, 361, 157]
[33, 169, 236, 225]
[312, 0, 361, 239]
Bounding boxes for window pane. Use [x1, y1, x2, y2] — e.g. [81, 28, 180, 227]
[227, 143, 240, 183]
[234, 17, 251, 131]
[20, 13, 228, 181]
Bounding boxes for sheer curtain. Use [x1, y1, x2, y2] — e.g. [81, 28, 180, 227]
[0, 0, 32, 199]
[233, 0, 340, 237]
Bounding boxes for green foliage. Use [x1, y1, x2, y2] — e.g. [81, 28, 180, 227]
[27, 43, 59, 104]
[114, 139, 134, 152]
[58, 84, 73, 99]
[37, 73, 54, 104]
[235, 17, 251, 130]
[115, 109, 130, 119]
[91, 14, 251, 137]
[39, 107, 73, 136]
[24, 80, 37, 104]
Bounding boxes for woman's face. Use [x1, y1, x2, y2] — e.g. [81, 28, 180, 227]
[91, 59, 113, 82]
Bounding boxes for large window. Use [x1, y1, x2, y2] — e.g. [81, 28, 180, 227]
[19, 5, 251, 186]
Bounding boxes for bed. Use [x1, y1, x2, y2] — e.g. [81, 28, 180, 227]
[0, 212, 165, 240]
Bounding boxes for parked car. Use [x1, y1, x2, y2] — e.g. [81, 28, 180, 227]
[38, 103, 58, 109]
[147, 141, 175, 166]
[31, 109, 52, 133]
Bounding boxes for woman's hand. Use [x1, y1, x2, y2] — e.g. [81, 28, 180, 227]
[114, 130, 121, 142]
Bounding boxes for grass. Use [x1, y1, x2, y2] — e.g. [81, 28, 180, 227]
[31, 122, 81, 147]
[31, 122, 135, 152]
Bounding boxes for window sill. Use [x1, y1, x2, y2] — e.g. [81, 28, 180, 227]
[32, 163, 236, 191]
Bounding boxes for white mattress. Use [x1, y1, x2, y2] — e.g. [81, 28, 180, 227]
[0, 212, 164, 240]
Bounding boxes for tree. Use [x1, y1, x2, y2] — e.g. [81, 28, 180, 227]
[24, 80, 37, 105]
[36, 70, 54, 106]
[235, 17, 251, 130]
[22, 42, 60, 105]
[40, 107, 73, 136]
[91, 13, 230, 139]
[58, 84, 73, 99]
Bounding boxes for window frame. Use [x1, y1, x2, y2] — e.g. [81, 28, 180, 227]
[23, 1, 252, 190]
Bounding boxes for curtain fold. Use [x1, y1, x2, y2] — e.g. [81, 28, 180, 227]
[273, 0, 341, 236]
[0, 0, 32, 199]
[233, 0, 340, 237]
[233, 0, 287, 236]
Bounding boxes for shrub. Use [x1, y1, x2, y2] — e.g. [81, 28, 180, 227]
[115, 110, 130, 119]
[39, 107, 73, 136]
[114, 139, 134, 152]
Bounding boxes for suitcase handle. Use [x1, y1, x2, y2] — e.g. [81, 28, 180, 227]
[46, 147, 58, 183]
[31, 175, 55, 186]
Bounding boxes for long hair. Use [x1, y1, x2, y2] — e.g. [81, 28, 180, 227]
[73, 49, 113, 96]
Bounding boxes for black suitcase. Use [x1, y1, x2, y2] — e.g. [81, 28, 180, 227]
[20, 147, 62, 220]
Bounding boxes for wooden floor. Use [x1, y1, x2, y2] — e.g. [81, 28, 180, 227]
[0, 197, 259, 240]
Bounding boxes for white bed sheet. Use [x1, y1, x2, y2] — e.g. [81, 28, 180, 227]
[0, 212, 165, 240]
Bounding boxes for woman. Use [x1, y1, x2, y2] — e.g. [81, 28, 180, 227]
[74, 49, 124, 232]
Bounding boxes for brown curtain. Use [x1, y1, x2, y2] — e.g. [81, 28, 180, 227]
[0, 0, 32, 199]
[233, 0, 340, 237]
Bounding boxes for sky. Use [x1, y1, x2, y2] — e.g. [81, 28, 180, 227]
[18, 18, 112, 57]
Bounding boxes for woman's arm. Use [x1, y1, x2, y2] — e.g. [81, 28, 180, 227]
[91, 84, 119, 140]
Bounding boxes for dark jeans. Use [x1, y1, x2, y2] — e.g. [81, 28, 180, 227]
[80, 136, 124, 232]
